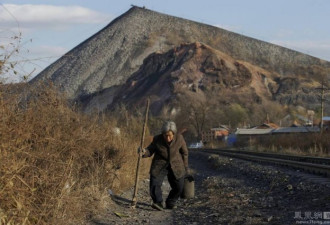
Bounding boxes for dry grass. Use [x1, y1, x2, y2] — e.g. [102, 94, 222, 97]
[237, 133, 330, 157]
[0, 82, 151, 225]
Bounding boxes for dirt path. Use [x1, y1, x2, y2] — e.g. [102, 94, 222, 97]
[89, 150, 330, 225]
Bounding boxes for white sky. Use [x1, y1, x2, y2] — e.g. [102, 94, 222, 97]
[1, 0, 330, 82]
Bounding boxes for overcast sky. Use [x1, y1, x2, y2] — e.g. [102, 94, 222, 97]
[1, 0, 330, 82]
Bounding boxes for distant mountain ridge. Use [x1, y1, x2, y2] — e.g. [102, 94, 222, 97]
[31, 6, 330, 116]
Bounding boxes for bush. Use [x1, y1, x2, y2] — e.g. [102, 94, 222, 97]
[0, 83, 151, 224]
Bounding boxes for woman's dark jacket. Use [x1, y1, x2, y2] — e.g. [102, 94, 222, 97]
[144, 134, 188, 179]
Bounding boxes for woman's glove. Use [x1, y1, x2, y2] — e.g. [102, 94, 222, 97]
[137, 147, 147, 155]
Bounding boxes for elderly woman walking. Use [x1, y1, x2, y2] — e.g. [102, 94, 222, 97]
[140, 121, 189, 210]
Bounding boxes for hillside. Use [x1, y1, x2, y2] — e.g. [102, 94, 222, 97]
[108, 42, 262, 114]
[31, 6, 330, 119]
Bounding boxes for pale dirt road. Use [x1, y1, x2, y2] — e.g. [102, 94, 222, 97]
[89, 150, 330, 225]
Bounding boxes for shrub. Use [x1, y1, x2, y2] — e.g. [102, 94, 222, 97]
[0, 83, 151, 224]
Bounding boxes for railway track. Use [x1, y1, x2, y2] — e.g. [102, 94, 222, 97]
[193, 148, 330, 177]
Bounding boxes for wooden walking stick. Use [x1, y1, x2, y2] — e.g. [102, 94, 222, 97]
[131, 99, 150, 208]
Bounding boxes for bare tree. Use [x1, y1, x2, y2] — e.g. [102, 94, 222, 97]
[189, 101, 210, 140]
[225, 103, 248, 129]
[174, 94, 210, 140]
[0, 33, 22, 77]
[0, 4, 35, 82]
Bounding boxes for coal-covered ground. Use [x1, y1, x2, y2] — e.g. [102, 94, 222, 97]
[89, 150, 330, 225]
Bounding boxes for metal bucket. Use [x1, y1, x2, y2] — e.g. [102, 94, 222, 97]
[181, 175, 194, 199]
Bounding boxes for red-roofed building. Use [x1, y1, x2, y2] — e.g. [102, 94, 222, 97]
[202, 125, 229, 143]
[254, 123, 279, 129]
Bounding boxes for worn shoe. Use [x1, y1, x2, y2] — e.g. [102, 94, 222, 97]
[151, 202, 163, 211]
[166, 204, 177, 209]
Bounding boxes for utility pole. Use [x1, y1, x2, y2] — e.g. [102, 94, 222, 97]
[320, 82, 325, 132]
[317, 80, 329, 133]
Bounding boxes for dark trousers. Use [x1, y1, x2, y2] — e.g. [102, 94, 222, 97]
[150, 165, 184, 206]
